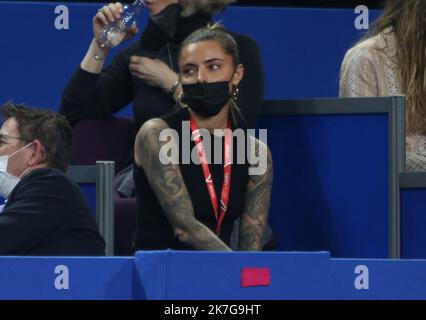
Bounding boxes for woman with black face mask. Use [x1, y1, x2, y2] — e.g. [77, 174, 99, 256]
[59, 0, 264, 198]
[133, 26, 273, 251]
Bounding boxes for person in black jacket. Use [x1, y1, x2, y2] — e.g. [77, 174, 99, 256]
[0, 104, 105, 256]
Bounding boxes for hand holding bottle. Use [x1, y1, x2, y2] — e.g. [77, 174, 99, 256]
[94, 2, 143, 49]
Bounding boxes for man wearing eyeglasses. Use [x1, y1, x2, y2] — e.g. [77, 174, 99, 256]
[0, 103, 105, 256]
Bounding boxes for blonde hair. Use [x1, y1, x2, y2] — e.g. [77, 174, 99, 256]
[367, 0, 426, 135]
[180, 0, 236, 17]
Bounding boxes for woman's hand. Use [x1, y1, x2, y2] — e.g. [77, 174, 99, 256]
[93, 2, 138, 48]
[144, 0, 180, 15]
[129, 56, 179, 92]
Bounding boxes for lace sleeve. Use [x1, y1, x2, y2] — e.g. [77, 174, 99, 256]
[339, 47, 380, 97]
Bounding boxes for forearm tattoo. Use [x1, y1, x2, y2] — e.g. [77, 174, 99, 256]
[239, 138, 273, 251]
[136, 119, 231, 251]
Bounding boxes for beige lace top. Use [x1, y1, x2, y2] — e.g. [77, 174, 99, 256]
[339, 29, 426, 154]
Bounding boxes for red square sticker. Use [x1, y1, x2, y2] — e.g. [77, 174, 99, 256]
[241, 267, 271, 288]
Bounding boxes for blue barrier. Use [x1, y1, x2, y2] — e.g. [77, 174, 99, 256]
[135, 251, 332, 300]
[258, 97, 405, 258]
[331, 259, 426, 299]
[0, 256, 134, 300]
[66, 163, 115, 256]
[2, 251, 426, 300]
[400, 173, 426, 259]
[0, 2, 380, 117]
[78, 184, 96, 218]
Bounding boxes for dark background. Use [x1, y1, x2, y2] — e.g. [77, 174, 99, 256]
[29, 0, 385, 9]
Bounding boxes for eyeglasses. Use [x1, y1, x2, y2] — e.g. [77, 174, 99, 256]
[0, 133, 30, 146]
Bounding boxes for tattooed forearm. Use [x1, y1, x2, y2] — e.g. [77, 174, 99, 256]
[135, 119, 231, 251]
[238, 138, 273, 251]
[181, 219, 232, 251]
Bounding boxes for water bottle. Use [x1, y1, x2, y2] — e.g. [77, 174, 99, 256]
[97, 0, 146, 49]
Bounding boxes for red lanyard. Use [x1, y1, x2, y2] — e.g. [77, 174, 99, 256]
[190, 115, 232, 236]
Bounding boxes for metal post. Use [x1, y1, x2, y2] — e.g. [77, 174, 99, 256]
[389, 96, 405, 258]
[96, 161, 115, 256]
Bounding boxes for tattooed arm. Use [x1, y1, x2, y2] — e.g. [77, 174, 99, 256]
[238, 137, 273, 251]
[135, 118, 232, 251]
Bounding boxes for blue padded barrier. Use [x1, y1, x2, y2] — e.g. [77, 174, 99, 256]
[258, 97, 405, 258]
[66, 165, 98, 219]
[400, 173, 426, 259]
[2, 252, 426, 299]
[0, 256, 134, 300]
[66, 163, 115, 256]
[331, 258, 426, 299]
[134, 250, 332, 300]
[134, 251, 426, 300]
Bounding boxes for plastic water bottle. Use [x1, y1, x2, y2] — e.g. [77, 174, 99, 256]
[97, 0, 146, 49]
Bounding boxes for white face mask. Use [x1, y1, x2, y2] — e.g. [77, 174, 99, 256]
[0, 142, 33, 198]
[0, 171, 19, 198]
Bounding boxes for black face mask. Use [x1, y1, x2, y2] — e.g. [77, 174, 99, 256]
[181, 81, 232, 117]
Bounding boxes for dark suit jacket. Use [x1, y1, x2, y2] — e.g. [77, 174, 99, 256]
[0, 167, 105, 256]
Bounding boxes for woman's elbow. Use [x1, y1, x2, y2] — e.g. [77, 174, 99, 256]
[174, 227, 190, 244]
